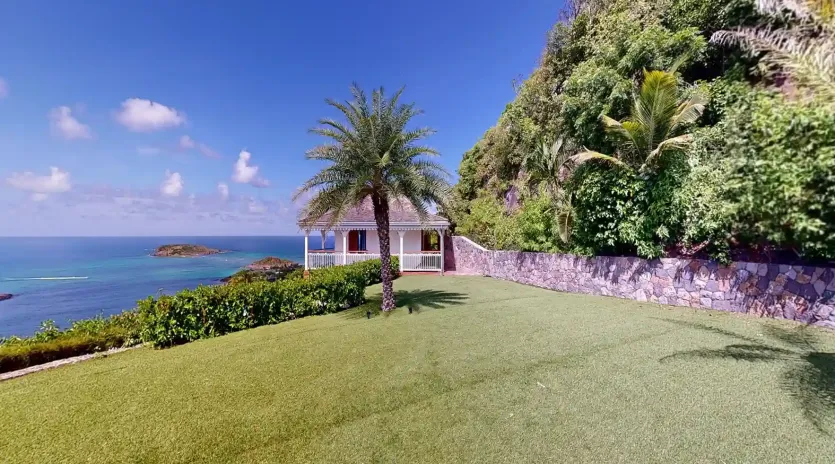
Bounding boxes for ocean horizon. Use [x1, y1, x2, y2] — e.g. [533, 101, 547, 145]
[0, 236, 334, 338]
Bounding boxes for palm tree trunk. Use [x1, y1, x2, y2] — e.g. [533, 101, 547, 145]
[371, 193, 396, 311]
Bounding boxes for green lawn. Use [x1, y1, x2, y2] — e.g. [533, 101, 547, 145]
[2, 276, 835, 463]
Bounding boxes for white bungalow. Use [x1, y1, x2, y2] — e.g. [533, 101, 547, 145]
[299, 198, 450, 273]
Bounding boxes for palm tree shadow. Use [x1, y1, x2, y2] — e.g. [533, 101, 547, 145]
[658, 319, 835, 436]
[395, 289, 467, 311]
[339, 289, 467, 319]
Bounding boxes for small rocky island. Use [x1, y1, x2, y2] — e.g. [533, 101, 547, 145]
[0, 293, 12, 302]
[153, 244, 224, 257]
[222, 257, 302, 284]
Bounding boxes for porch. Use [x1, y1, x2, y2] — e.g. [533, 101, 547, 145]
[304, 228, 446, 273]
[299, 197, 451, 274]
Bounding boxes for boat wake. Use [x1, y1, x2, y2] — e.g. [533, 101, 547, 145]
[1, 277, 90, 281]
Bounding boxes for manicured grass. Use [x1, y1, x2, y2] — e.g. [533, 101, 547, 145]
[2, 276, 835, 463]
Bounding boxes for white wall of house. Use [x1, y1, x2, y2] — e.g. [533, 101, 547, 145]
[333, 230, 428, 253]
[400, 230, 423, 253]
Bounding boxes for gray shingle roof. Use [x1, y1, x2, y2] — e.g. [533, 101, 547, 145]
[299, 197, 449, 227]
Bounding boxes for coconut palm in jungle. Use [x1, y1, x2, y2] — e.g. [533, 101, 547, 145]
[571, 68, 707, 172]
[295, 84, 450, 311]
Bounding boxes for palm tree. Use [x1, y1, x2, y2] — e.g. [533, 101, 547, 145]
[524, 138, 576, 243]
[712, 0, 835, 104]
[572, 69, 707, 172]
[295, 84, 450, 311]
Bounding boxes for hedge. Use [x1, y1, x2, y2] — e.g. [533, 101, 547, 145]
[0, 312, 141, 374]
[0, 259, 398, 372]
[138, 258, 398, 347]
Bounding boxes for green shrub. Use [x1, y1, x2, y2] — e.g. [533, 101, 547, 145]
[138, 259, 398, 347]
[568, 163, 643, 256]
[454, 194, 520, 250]
[516, 192, 563, 253]
[724, 91, 835, 259]
[0, 312, 141, 374]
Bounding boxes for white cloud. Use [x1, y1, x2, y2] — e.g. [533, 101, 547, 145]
[137, 146, 161, 155]
[116, 98, 186, 132]
[0, 78, 8, 99]
[217, 182, 229, 200]
[178, 135, 195, 150]
[6, 167, 72, 200]
[160, 170, 184, 197]
[49, 106, 93, 140]
[197, 143, 220, 159]
[248, 198, 266, 214]
[232, 150, 270, 187]
[177, 134, 220, 158]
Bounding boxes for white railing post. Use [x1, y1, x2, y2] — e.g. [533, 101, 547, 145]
[342, 231, 348, 265]
[398, 230, 405, 272]
[304, 230, 310, 270]
[438, 229, 444, 275]
[320, 230, 326, 250]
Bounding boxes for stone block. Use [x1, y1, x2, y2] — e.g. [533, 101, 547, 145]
[700, 298, 712, 308]
[814, 280, 826, 296]
[757, 263, 769, 277]
[815, 305, 833, 320]
[783, 301, 797, 320]
[713, 300, 731, 311]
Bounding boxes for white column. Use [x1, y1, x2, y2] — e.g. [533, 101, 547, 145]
[439, 229, 445, 275]
[304, 230, 310, 270]
[398, 230, 405, 272]
[320, 230, 327, 250]
[342, 231, 348, 265]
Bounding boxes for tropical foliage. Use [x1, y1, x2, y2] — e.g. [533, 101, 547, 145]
[450, 0, 835, 263]
[712, 0, 835, 104]
[296, 85, 450, 311]
[573, 69, 706, 172]
[138, 259, 398, 347]
[0, 312, 141, 374]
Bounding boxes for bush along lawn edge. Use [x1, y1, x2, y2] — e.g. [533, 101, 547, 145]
[0, 258, 399, 373]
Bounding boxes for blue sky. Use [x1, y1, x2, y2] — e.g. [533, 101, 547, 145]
[0, 0, 563, 236]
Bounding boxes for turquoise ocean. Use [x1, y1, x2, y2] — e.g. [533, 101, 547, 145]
[0, 236, 332, 338]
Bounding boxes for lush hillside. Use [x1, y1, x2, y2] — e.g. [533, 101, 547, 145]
[449, 0, 835, 264]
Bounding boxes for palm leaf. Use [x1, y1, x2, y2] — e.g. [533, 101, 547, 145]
[555, 202, 575, 243]
[711, 0, 835, 103]
[645, 134, 693, 166]
[570, 150, 627, 168]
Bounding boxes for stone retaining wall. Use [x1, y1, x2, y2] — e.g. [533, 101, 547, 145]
[450, 236, 835, 327]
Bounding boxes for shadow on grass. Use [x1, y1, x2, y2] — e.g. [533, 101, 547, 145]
[658, 319, 835, 436]
[340, 289, 467, 320]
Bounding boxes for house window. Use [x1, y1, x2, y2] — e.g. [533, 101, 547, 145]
[421, 230, 440, 252]
[348, 231, 367, 252]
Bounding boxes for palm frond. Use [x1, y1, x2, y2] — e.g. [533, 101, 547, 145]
[555, 202, 575, 243]
[570, 150, 627, 168]
[646, 134, 693, 166]
[712, 0, 835, 103]
[669, 92, 708, 132]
